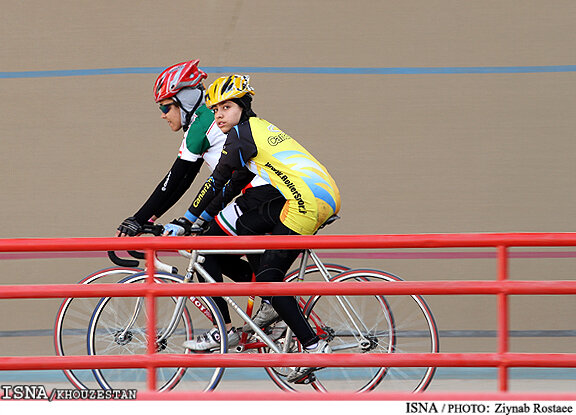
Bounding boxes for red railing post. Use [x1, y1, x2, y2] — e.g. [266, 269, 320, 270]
[497, 245, 509, 391]
[145, 248, 157, 391]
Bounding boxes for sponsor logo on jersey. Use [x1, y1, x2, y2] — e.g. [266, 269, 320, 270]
[161, 171, 172, 191]
[267, 132, 291, 146]
[193, 177, 214, 208]
[265, 162, 307, 214]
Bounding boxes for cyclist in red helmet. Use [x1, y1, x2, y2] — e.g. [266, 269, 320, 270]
[117, 61, 281, 350]
[116, 60, 220, 234]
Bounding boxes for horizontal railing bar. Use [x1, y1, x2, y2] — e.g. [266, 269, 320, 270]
[1, 353, 576, 371]
[135, 390, 576, 401]
[1, 233, 576, 253]
[1, 280, 576, 299]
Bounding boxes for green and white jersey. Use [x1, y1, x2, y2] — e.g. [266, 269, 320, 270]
[178, 104, 226, 171]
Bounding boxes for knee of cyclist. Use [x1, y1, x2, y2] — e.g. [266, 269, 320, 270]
[255, 267, 285, 283]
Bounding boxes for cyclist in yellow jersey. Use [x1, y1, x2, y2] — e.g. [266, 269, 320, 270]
[180, 75, 341, 383]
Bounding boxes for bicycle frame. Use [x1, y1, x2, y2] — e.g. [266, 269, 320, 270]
[145, 248, 374, 357]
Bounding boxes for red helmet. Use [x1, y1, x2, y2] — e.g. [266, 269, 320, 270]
[153, 60, 207, 103]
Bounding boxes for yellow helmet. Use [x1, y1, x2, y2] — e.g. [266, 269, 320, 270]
[205, 75, 255, 108]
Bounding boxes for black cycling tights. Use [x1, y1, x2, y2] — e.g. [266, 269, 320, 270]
[197, 223, 253, 325]
[236, 197, 318, 348]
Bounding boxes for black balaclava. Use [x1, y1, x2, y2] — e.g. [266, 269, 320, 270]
[232, 94, 257, 124]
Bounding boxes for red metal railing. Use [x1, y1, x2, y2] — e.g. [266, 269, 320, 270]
[1, 233, 576, 401]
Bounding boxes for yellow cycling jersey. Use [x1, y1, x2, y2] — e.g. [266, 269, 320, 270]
[242, 118, 341, 234]
[188, 117, 341, 235]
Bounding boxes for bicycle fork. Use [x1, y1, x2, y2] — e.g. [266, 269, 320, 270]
[114, 297, 144, 344]
[156, 272, 194, 344]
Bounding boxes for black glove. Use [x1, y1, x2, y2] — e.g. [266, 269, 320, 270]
[117, 216, 143, 237]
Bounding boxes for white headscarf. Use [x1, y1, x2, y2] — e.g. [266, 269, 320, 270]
[175, 87, 204, 131]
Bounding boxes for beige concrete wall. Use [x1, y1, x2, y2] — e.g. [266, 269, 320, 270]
[2, 1, 576, 237]
[1, 1, 575, 386]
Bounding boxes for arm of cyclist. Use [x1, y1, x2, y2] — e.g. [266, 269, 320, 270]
[163, 173, 230, 236]
[193, 168, 256, 225]
[195, 127, 257, 211]
[116, 157, 203, 236]
[189, 132, 249, 210]
[165, 131, 257, 235]
[153, 158, 204, 219]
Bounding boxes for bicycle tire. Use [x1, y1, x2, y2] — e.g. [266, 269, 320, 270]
[54, 267, 141, 390]
[86, 272, 227, 392]
[305, 269, 439, 392]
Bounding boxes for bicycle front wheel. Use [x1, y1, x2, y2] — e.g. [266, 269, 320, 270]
[54, 267, 141, 389]
[87, 272, 227, 392]
[303, 269, 439, 393]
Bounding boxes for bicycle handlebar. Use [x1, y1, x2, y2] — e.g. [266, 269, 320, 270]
[108, 223, 176, 271]
[107, 223, 262, 273]
[127, 250, 145, 260]
[107, 250, 140, 268]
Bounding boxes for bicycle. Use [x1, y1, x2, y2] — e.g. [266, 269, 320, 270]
[54, 223, 439, 393]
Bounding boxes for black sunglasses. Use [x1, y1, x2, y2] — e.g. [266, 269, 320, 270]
[159, 102, 178, 114]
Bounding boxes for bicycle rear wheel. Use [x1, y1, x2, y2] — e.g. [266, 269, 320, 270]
[87, 272, 226, 392]
[54, 267, 140, 389]
[303, 269, 439, 392]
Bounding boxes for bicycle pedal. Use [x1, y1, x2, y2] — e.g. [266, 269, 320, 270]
[294, 372, 316, 385]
